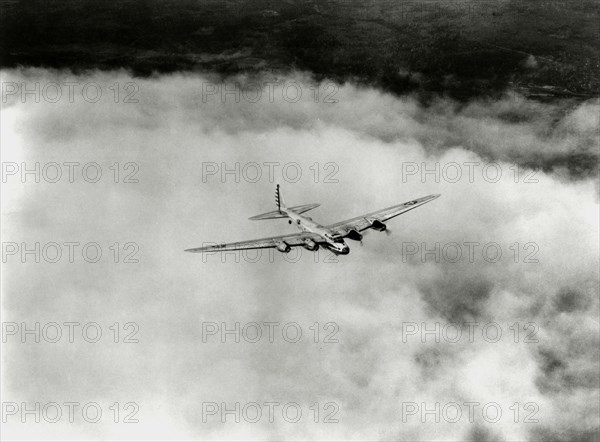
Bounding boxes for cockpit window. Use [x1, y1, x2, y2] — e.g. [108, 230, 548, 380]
[324, 233, 343, 243]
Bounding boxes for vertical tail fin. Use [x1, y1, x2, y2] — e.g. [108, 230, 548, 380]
[275, 184, 286, 212]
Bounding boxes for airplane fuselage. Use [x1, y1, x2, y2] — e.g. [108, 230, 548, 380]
[282, 207, 350, 254]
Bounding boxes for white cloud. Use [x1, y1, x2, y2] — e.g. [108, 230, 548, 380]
[1, 69, 598, 441]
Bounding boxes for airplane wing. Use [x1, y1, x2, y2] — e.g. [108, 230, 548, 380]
[326, 194, 441, 234]
[185, 232, 325, 253]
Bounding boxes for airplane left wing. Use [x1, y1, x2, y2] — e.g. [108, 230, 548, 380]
[326, 194, 441, 234]
[185, 232, 325, 253]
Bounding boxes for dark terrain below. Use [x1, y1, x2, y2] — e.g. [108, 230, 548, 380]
[1, 0, 599, 100]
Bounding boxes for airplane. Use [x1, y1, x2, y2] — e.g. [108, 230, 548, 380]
[185, 185, 440, 256]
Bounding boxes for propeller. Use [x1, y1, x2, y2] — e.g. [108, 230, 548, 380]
[385, 228, 392, 236]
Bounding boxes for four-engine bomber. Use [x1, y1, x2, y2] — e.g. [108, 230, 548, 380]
[186, 185, 440, 256]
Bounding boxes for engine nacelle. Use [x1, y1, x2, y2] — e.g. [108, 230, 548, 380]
[275, 241, 291, 253]
[342, 228, 363, 241]
[370, 219, 387, 232]
[302, 239, 319, 251]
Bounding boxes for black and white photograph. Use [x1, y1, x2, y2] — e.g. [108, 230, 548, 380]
[1, 0, 599, 440]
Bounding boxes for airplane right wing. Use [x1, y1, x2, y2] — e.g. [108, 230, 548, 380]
[185, 232, 325, 253]
[326, 194, 441, 234]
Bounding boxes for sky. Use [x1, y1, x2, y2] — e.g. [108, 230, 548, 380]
[1, 68, 599, 441]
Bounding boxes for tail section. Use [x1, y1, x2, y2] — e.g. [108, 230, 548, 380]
[275, 184, 286, 211]
[249, 184, 288, 220]
[249, 185, 320, 220]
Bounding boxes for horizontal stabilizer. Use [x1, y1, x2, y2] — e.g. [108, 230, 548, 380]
[248, 203, 320, 220]
[249, 210, 288, 220]
[287, 203, 320, 214]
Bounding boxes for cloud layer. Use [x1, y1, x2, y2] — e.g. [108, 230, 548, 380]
[1, 68, 598, 441]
